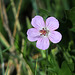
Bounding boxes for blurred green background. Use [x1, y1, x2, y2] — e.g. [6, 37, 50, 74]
[0, 0, 75, 75]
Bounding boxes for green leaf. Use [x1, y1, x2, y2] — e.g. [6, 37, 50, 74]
[68, 40, 74, 51]
[70, 27, 75, 32]
[66, 7, 75, 32]
[59, 61, 72, 75]
[14, 34, 20, 51]
[58, 19, 72, 48]
[23, 39, 27, 56]
[68, 62, 74, 72]
[73, 73, 75, 75]
[2, 46, 11, 53]
[26, 17, 32, 29]
[39, 8, 51, 20]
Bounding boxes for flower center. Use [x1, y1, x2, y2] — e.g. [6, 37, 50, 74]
[40, 28, 49, 36]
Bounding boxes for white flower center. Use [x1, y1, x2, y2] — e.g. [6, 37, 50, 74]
[39, 28, 49, 36]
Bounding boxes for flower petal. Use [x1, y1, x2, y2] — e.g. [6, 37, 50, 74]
[36, 37, 50, 50]
[46, 17, 59, 31]
[27, 28, 40, 41]
[31, 16, 45, 30]
[48, 31, 62, 43]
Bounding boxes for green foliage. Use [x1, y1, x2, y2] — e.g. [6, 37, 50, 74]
[26, 17, 32, 29]
[66, 7, 75, 32]
[0, 0, 75, 75]
[59, 61, 72, 75]
[14, 34, 20, 51]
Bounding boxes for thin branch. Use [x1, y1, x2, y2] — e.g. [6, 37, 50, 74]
[10, 0, 21, 32]
[13, 0, 22, 37]
[0, 0, 15, 52]
[0, 32, 10, 48]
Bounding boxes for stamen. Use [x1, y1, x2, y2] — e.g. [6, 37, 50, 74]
[40, 28, 48, 36]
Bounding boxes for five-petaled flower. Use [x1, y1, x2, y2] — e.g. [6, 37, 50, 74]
[27, 16, 62, 50]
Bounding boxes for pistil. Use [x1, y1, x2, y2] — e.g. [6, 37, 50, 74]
[40, 28, 49, 36]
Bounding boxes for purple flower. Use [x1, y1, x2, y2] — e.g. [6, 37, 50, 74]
[27, 16, 62, 50]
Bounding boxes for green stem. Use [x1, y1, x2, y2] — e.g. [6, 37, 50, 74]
[46, 49, 48, 75]
[46, 49, 48, 59]
[35, 61, 37, 75]
[0, 46, 5, 75]
[41, 50, 46, 58]
[35, 57, 38, 75]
